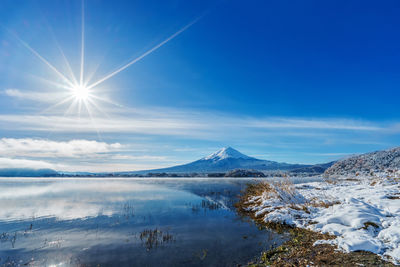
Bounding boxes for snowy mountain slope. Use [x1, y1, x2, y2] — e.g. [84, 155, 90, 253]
[203, 147, 252, 160]
[130, 147, 311, 174]
[325, 147, 400, 176]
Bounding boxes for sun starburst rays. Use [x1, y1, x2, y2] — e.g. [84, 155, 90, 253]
[9, 29, 76, 89]
[86, 16, 201, 91]
[4, 0, 107, 134]
[5, 0, 201, 137]
[80, 0, 85, 87]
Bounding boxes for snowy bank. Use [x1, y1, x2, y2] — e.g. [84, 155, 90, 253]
[245, 176, 400, 264]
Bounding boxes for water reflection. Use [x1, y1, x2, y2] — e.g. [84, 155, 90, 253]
[0, 178, 291, 266]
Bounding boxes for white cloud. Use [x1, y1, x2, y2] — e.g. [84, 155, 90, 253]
[58, 162, 171, 172]
[0, 114, 204, 136]
[247, 118, 381, 131]
[0, 156, 171, 172]
[0, 138, 177, 172]
[109, 154, 168, 161]
[0, 137, 177, 172]
[0, 138, 122, 158]
[0, 157, 55, 169]
[3, 89, 65, 103]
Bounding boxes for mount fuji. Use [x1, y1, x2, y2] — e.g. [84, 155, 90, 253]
[130, 147, 312, 174]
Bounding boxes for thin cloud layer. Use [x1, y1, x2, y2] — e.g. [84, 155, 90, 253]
[0, 157, 55, 169]
[0, 138, 122, 158]
[1, 91, 387, 135]
[0, 112, 389, 138]
[3, 89, 62, 103]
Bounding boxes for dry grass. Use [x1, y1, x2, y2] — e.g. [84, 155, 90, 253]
[243, 179, 340, 218]
[277, 177, 296, 193]
[362, 221, 380, 230]
[246, 182, 276, 200]
[323, 177, 338, 185]
[139, 228, 174, 250]
[344, 178, 360, 182]
[307, 197, 341, 209]
[242, 178, 296, 200]
[370, 179, 379, 186]
[236, 182, 294, 233]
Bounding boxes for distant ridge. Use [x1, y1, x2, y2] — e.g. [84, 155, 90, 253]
[127, 147, 312, 174]
[0, 168, 58, 177]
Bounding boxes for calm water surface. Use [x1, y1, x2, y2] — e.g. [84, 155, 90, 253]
[0, 178, 311, 266]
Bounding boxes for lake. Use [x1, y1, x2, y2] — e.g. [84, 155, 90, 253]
[0, 178, 294, 266]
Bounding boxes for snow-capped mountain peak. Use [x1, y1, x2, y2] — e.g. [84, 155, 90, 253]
[203, 147, 252, 161]
[128, 146, 314, 174]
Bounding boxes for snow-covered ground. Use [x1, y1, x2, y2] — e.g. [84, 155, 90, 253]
[246, 175, 400, 264]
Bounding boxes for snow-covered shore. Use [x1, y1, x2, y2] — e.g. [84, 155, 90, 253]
[245, 175, 400, 264]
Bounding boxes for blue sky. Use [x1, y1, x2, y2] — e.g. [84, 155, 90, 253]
[0, 0, 400, 171]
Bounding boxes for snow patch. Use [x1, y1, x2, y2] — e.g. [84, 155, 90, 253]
[247, 176, 400, 264]
[204, 147, 252, 161]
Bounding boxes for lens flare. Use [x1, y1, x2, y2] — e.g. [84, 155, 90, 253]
[71, 85, 90, 101]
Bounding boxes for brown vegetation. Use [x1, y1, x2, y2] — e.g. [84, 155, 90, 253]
[139, 228, 174, 250]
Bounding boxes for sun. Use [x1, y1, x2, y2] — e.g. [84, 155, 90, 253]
[71, 85, 90, 101]
[9, 0, 198, 123]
